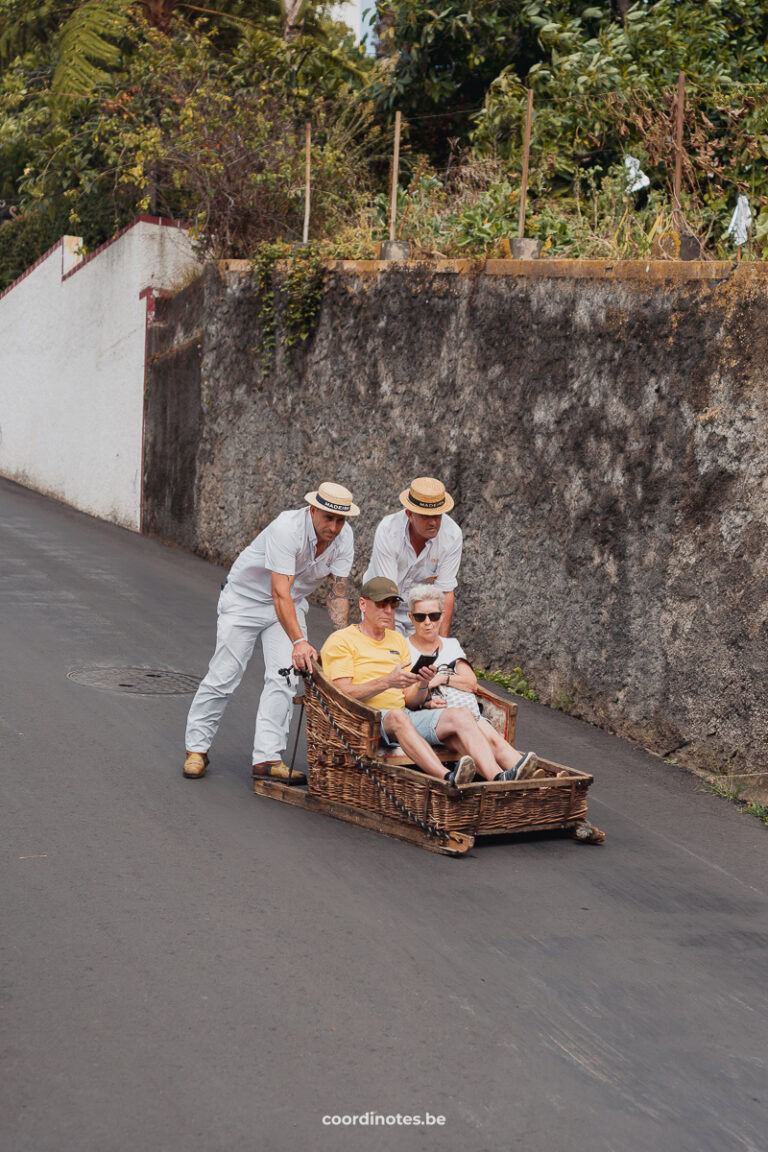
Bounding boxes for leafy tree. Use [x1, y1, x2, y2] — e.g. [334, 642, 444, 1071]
[95, 22, 375, 252]
[368, 0, 531, 159]
[0, 0, 350, 102]
[3, 0, 768, 279]
[473, 0, 768, 180]
[368, 0, 768, 166]
[0, 12, 374, 286]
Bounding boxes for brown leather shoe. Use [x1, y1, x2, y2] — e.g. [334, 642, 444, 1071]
[252, 760, 307, 785]
[183, 751, 209, 779]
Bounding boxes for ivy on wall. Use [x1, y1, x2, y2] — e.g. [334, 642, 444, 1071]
[250, 242, 326, 372]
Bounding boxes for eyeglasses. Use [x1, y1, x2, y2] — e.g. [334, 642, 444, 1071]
[412, 611, 442, 622]
[374, 598, 400, 608]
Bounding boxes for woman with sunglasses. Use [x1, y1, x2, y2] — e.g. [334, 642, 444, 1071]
[406, 583, 540, 782]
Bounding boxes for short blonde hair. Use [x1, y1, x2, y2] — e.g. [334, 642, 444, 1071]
[408, 584, 445, 613]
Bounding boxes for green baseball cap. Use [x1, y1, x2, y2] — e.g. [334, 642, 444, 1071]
[361, 577, 402, 603]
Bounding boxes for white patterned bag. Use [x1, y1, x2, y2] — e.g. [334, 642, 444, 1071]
[434, 666, 481, 720]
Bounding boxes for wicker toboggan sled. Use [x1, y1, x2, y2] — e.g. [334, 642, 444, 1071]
[252, 661, 604, 856]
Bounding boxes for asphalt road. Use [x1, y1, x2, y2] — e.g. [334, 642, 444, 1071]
[2, 476, 768, 1152]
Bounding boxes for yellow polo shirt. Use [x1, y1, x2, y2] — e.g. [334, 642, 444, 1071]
[321, 625, 412, 710]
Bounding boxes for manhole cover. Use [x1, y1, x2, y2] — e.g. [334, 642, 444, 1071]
[67, 667, 201, 695]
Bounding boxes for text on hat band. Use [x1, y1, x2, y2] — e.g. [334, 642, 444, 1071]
[316, 494, 351, 512]
[408, 492, 445, 509]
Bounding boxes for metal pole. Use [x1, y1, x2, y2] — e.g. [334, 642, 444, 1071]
[518, 89, 534, 239]
[302, 122, 311, 244]
[390, 111, 401, 243]
[673, 70, 685, 228]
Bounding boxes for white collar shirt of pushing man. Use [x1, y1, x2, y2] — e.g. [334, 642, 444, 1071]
[363, 509, 463, 636]
[226, 505, 354, 611]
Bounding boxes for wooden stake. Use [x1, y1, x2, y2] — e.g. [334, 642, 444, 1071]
[148, 166, 157, 216]
[302, 121, 311, 244]
[518, 88, 534, 239]
[389, 110, 401, 243]
[673, 70, 685, 228]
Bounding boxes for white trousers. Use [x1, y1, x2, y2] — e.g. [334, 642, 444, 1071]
[185, 590, 303, 765]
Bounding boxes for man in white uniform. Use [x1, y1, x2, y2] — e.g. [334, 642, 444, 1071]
[363, 477, 462, 637]
[183, 482, 359, 782]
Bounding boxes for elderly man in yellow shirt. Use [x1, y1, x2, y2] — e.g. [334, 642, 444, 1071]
[320, 577, 523, 786]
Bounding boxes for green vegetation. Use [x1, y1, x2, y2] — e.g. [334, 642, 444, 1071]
[477, 667, 538, 702]
[2, 0, 768, 290]
[745, 801, 768, 827]
[552, 688, 575, 714]
[250, 241, 326, 369]
[704, 777, 768, 828]
[0, 207, 65, 289]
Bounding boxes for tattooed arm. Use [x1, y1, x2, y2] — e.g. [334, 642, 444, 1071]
[327, 575, 350, 629]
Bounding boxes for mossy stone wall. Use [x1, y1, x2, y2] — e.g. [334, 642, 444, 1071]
[144, 260, 768, 783]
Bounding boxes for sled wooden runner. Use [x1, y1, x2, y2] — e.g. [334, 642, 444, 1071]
[252, 777, 475, 856]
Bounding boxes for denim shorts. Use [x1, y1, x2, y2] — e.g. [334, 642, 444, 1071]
[380, 708, 443, 746]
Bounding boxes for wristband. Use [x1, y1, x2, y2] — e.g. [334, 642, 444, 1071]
[292, 637, 306, 647]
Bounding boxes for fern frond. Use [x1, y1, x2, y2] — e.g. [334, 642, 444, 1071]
[52, 0, 134, 100]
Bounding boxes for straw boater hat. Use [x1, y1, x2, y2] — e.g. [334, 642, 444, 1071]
[305, 481, 360, 517]
[399, 476, 454, 515]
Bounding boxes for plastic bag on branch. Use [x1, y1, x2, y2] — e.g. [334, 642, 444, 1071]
[624, 155, 650, 194]
[726, 195, 752, 248]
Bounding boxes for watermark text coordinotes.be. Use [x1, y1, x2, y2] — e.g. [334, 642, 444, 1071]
[322, 1112, 446, 1128]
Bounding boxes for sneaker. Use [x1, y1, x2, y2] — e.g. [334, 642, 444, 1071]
[514, 752, 539, 780]
[183, 751, 208, 779]
[445, 756, 476, 788]
[495, 752, 538, 782]
[454, 756, 476, 786]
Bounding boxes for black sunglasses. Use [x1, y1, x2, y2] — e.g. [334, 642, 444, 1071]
[374, 597, 400, 608]
[412, 611, 442, 622]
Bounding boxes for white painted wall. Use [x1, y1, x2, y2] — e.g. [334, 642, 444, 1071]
[0, 218, 200, 529]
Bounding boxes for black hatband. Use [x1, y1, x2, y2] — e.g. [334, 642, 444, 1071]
[408, 492, 445, 509]
[315, 494, 350, 512]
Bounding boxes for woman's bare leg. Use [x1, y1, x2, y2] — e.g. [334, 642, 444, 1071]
[435, 710, 501, 780]
[477, 717, 525, 774]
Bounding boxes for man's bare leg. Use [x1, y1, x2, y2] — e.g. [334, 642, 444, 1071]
[382, 710, 448, 780]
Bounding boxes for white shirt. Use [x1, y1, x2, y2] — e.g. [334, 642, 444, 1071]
[363, 510, 462, 597]
[406, 636, 467, 670]
[363, 509, 462, 633]
[225, 507, 354, 610]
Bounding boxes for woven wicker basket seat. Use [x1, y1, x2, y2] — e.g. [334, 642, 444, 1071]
[303, 661, 595, 840]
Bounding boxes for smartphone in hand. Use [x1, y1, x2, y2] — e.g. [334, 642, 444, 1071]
[411, 650, 439, 674]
